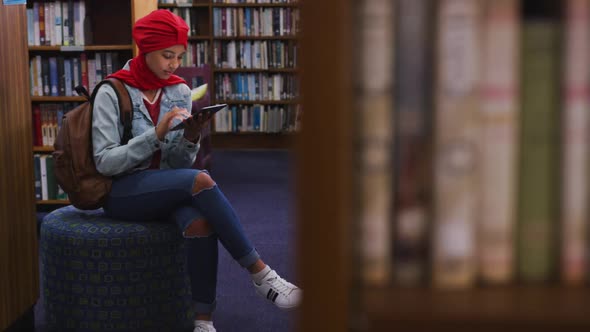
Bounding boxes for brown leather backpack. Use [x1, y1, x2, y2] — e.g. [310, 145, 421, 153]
[53, 78, 132, 210]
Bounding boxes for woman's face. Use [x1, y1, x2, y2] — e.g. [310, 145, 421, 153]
[145, 45, 186, 80]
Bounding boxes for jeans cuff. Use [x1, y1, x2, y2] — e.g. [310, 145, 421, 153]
[237, 248, 260, 268]
[193, 299, 217, 314]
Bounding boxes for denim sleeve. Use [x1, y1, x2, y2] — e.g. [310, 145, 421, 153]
[165, 85, 200, 169]
[92, 84, 160, 176]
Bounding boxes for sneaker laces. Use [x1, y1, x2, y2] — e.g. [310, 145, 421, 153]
[266, 274, 297, 295]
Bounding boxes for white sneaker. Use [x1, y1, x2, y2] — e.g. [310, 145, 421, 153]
[193, 320, 216, 332]
[253, 269, 302, 311]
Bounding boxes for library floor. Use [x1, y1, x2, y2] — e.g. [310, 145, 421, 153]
[33, 150, 298, 332]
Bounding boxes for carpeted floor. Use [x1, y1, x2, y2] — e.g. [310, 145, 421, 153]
[34, 150, 299, 332]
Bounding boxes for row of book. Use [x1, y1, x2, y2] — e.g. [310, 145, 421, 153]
[27, 0, 87, 47]
[356, 0, 590, 288]
[212, 7, 299, 37]
[29, 52, 124, 97]
[213, 104, 300, 133]
[213, 40, 297, 69]
[214, 73, 298, 101]
[181, 41, 210, 67]
[34, 154, 68, 201]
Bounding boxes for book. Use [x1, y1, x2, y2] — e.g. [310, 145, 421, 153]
[432, 0, 482, 288]
[33, 154, 42, 201]
[517, 20, 560, 283]
[357, 0, 395, 286]
[392, 0, 434, 287]
[477, 0, 520, 285]
[561, 0, 590, 285]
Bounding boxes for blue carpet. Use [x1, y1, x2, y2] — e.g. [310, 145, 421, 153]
[35, 150, 298, 332]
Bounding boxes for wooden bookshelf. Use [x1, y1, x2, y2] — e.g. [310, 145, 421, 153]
[0, 3, 39, 330]
[296, 0, 590, 331]
[28, 0, 156, 210]
[159, 0, 300, 149]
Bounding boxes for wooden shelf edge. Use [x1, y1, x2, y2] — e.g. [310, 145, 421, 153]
[37, 200, 69, 205]
[213, 68, 298, 73]
[212, 35, 298, 40]
[212, 2, 299, 8]
[33, 146, 54, 152]
[28, 45, 133, 51]
[362, 286, 590, 329]
[158, 3, 210, 8]
[214, 99, 299, 105]
[31, 96, 86, 102]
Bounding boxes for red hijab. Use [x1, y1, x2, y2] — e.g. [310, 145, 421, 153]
[108, 9, 188, 90]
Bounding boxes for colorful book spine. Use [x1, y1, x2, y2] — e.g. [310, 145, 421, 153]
[357, 0, 395, 286]
[517, 20, 560, 283]
[561, 0, 590, 285]
[392, 0, 434, 286]
[432, 0, 482, 288]
[477, 0, 520, 285]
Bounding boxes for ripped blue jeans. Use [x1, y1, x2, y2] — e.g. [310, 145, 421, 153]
[103, 168, 260, 314]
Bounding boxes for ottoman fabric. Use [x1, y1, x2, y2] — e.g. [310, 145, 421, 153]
[40, 205, 193, 331]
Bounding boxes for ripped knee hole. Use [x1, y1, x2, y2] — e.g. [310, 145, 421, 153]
[192, 172, 216, 194]
[184, 219, 213, 237]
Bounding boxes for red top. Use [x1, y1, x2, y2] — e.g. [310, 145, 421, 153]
[143, 90, 163, 169]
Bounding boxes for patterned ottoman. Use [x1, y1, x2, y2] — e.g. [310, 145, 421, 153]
[40, 205, 193, 331]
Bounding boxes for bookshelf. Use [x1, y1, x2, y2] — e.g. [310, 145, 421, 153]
[27, 0, 156, 207]
[158, 0, 301, 149]
[296, 0, 590, 331]
[0, 3, 38, 330]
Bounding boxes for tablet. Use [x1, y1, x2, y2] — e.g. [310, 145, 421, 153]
[192, 103, 227, 117]
[170, 104, 227, 131]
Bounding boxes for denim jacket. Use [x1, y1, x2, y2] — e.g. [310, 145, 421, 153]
[92, 62, 199, 177]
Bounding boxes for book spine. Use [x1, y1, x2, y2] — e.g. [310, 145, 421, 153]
[517, 20, 560, 283]
[33, 105, 42, 146]
[357, 0, 395, 286]
[33, 154, 42, 201]
[39, 1, 46, 46]
[561, 0, 590, 285]
[392, 0, 434, 286]
[432, 0, 482, 288]
[477, 0, 520, 285]
[40, 155, 48, 200]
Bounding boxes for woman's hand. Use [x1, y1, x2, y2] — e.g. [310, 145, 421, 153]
[182, 111, 213, 142]
[155, 106, 190, 141]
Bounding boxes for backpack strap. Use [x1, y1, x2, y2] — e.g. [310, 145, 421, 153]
[90, 78, 134, 145]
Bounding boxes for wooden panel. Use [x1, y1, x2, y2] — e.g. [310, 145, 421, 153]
[364, 286, 590, 331]
[131, 0, 158, 55]
[296, 0, 354, 331]
[0, 3, 39, 330]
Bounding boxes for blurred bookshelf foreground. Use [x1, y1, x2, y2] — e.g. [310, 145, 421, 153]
[297, 0, 590, 331]
[348, 0, 590, 330]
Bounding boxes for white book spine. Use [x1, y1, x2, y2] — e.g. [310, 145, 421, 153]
[433, 0, 482, 288]
[478, 0, 519, 284]
[357, 0, 395, 286]
[54, 0, 62, 46]
[40, 155, 49, 201]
